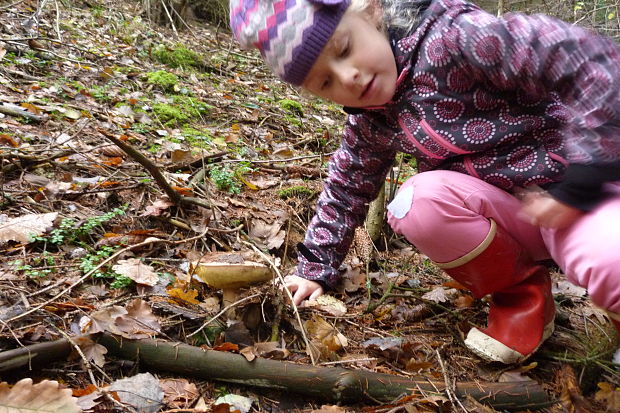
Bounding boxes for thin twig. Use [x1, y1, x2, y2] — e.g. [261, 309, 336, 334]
[240, 240, 317, 365]
[187, 293, 261, 338]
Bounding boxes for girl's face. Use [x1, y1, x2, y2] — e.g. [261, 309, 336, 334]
[302, 6, 398, 108]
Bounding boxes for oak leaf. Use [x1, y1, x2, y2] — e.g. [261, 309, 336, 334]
[0, 378, 81, 413]
[112, 258, 158, 286]
[0, 212, 58, 243]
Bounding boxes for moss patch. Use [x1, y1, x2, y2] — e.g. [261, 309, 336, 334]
[152, 44, 203, 69]
[152, 96, 212, 126]
[278, 98, 304, 116]
[146, 70, 179, 91]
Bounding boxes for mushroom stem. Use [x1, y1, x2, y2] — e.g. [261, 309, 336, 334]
[222, 288, 238, 318]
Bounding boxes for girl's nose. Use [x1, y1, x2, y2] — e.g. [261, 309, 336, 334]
[335, 64, 360, 89]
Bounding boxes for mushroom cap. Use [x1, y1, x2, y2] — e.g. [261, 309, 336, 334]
[191, 252, 273, 289]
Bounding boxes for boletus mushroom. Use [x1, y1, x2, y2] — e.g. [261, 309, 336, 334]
[191, 251, 273, 317]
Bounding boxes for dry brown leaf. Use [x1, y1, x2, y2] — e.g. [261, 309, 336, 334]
[248, 219, 285, 250]
[556, 364, 595, 412]
[454, 294, 475, 308]
[303, 295, 347, 316]
[0, 378, 81, 413]
[74, 336, 107, 367]
[421, 287, 458, 303]
[80, 299, 160, 339]
[141, 198, 175, 217]
[167, 288, 200, 305]
[160, 378, 199, 409]
[305, 314, 347, 360]
[595, 382, 620, 412]
[118, 299, 162, 339]
[112, 258, 158, 286]
[0, 212, 58, 243]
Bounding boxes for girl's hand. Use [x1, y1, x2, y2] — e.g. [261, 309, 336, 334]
[282, 275, 324, 306]
[518, 189, 583, 229]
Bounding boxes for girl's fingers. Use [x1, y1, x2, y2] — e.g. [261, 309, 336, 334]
[309, 287, 324, 301]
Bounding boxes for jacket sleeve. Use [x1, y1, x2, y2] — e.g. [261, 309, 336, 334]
[296, 114, 397, 289]
[445, 3, 620, 209]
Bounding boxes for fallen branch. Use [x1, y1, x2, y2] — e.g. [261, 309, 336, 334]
[97, 334, 554, 411]
[0, 333, 555, 410]
[97, 128, 213, 210]
[0, 334, 555, 410]
[0, 103, 43, 122]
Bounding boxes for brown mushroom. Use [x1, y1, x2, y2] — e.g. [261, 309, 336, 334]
[191, 252, 273, 318]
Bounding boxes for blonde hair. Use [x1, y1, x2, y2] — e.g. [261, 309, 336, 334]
[349, 0, 431, 35]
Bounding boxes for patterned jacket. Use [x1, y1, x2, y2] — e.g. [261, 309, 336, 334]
[297, 0, 620, 288]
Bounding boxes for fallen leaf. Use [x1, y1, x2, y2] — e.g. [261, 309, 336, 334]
[160, 378, 199, 409]
[141, 198, 175, 217]
[305, 314, 348, 361]
[112, 258, 158, 286]
[167, 288, 200, 305]
[0, 378, 80, 413]
[454, 294, 475, 308]
[118, 299, 162, 339]
[304, 295, 347, 316]
[108, 373, 163, 413]
[0, 212, 58, 243]
[74, 336, 107, 367]
[0, 133, 19, 147]
[248, 219, 286, 250]
[215, 394, 254, 413]
[422, 287, 458, 304]
[595, 382, 620, 412]
[553, 280, 587, 297]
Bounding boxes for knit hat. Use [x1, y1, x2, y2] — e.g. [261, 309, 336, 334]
[230, 0, 351, 85]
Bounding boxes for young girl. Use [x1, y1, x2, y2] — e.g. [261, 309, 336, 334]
[229, 0, 620, 363]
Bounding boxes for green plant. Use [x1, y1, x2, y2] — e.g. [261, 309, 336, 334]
[182, 127, 213, 148]
[90, 85, 112, 102]
[146, 70, 179, 91]
[210, 165, 242, 194]
[152, 96, 211, 126]
[278, 185, 315, 200]
[79, 245, 132, 288]
[278, 99, 304, 116]
[152, 44, 203, 69]
[31, 207, 127, 246]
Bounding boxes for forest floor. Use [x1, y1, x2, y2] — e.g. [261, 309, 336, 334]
[1, 0, 619, 412]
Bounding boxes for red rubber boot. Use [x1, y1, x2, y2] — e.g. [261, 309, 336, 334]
[436, 219, 555, 364]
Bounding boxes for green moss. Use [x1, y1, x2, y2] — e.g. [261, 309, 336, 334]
[278, 99, 304, 116]
[182, 127, 213, 148]
[278, 186, 315, 200]
[152, 103, 189, 126]
[284, 115, 302, 127]
[152, 96, 211, 126]
[146, 70, 179, 91]
[173, 96, 211, 118]
[152, 44, 203, 69]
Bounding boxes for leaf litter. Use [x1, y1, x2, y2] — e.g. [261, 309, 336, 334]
[0, 0, 618, 412]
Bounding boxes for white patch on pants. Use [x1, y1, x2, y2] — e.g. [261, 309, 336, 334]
[387, 185, 414, 219]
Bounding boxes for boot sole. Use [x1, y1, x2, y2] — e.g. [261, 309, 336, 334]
[464, 321, 555, 364]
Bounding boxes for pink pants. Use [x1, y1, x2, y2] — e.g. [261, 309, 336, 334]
[387, 170, 620, 313]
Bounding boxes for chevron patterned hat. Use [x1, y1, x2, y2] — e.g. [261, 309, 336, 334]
[230, 0, 350, 85]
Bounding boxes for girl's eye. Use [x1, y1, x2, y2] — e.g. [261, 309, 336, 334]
[321, 78, 331, 90]
[340, 42, 350, 57]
